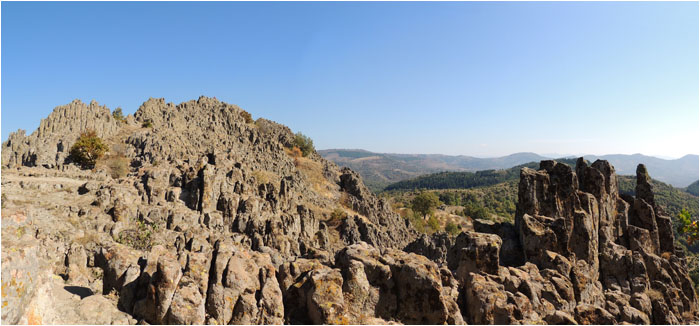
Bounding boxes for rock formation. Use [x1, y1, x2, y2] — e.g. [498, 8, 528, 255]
[2, 100, 121, 169]
[408, 158, 698, 324]
[1, 97, 697, 324]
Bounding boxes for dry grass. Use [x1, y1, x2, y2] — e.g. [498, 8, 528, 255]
[95, 143, 130, 179]
[327, 208, 349, 228]
[252, 170, 279, 186]
[58, 187, 74, 193]
[645, 288, 665, 301]
[67, 215, 82, 229]
[284, 146, 304, 167]
[681, 310, 698, 324]
[11, 199, 33, 206]
[74, 231, 101, 247]
[295, 157, 334, 198]
[107, 155, 129, 179]
[339, 192, 352, 209]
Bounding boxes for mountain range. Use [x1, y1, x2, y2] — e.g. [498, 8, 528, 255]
[319, 149, 699, 191]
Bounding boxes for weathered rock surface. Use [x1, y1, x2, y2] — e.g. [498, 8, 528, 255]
[2, 97, 697, 325]
[2, 100, 121, 169]
[399, 159, 698, 324]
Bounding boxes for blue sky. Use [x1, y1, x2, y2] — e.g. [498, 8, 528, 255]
[2, 1, 698, 158]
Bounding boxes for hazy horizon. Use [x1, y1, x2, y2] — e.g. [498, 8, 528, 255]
[2, 2, 698, 158]
[317, 148, 697, 161]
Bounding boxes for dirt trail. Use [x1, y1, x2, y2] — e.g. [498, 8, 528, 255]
[1, 173, 88, 186]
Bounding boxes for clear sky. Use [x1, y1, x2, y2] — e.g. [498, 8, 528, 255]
[2, 1, 698, 158]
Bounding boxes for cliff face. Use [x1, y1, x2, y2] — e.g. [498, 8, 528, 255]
[1, 98, 697, 325]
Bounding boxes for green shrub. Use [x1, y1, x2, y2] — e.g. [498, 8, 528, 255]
[116, 220, 158, 251]
[411, 211, 427, 233]
[677, 208, 698, 246]
[69, 130, 108, 169]
[462, 202, 490, 220]
[445, 221, 460, 235]
[141, 119, 153, 128]
[427, 215, 440, 231]
[293, 132, 315, 157]
[112, 107, 125, 123]
[330, 208, 348, 221]
[240, 110, 254, 124]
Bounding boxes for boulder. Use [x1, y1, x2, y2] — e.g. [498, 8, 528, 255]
[448, 231, 502, 282]
[574, 304, 617, 325]
[462, 272, 514, 324]
[334, 242, 465, 324]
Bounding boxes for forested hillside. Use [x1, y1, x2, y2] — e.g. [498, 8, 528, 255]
[382, 180, 518, 223]
[384, 159, 578, 191]
[686, 180, 699, 196]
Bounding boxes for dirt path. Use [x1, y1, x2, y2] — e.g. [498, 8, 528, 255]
[1, 173, 88, 186]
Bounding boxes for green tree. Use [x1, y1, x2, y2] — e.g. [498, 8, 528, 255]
[445, 221, 460, 235]
[411, 192, 440, 219]
[69, 130, 108, 169]
[462, 202, 490, 220]
[678, 208, 699, 246]
[427, 215, 440, 231]
[294, 132, 315, 157]
[112, 107, 124, 122]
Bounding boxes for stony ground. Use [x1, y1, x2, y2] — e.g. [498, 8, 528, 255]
[2, 167, 135, 324]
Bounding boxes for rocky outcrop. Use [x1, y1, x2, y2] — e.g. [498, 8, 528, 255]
[2, 100, 121, 168]
[2, 97, 697, 325]
[400, 159, 698, 324]
[277, 242, 464, 324]
[338, 168, 417, 249]
[1, 97, 422, 325]
[498, 159, 696, 323]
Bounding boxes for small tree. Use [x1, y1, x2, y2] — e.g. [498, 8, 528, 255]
[112, 107, 125, 123]
[411, 192, 440, 219]
[445, 221, 460, 235]
[462, 202, 490, 220]
[677, 209, 698, 246]
[240, 110, 253, 124]
[294, 132, 315, 157]
[427, 215, 440, 232]
[69, 130, 107, 169]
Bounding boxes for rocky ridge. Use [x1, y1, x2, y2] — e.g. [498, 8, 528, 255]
[1, 97, 697, 324]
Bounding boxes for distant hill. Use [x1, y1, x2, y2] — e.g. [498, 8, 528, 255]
[383, 159, 580, 191]
[686, 180, 699, 197]
[582, 154, 699, 188]
[321, 149, 698, 191]
[319, 149, 549, 191]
